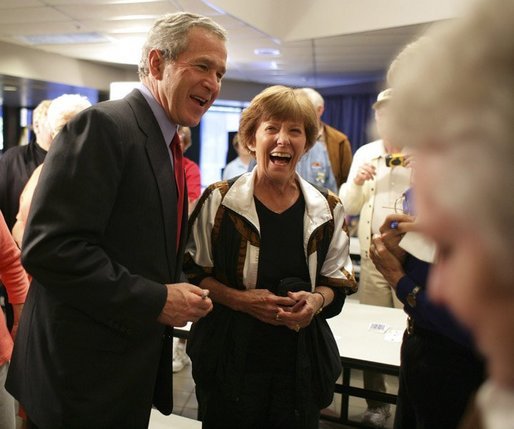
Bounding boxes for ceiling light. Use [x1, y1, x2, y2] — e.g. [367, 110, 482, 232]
[254, 48, 280, 56]
[3, 86, 17, 92]
[19, 33, 110, 45]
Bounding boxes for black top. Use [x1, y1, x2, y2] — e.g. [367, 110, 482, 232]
[246, 194, 310, 372]
[0, 139, 47, 229]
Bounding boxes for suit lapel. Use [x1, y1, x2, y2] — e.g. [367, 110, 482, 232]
[126, 90, 179, 280]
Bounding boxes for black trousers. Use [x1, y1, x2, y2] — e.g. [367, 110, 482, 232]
[197, 372, 320, 429]
[394, 326, 485, 429]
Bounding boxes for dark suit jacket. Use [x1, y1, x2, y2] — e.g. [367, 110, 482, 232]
[6, 89, 188, 429]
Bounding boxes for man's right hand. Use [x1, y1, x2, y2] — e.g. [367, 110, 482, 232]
[157, 283, 213, 327]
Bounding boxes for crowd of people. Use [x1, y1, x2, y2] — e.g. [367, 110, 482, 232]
[0, 0, 512, 428]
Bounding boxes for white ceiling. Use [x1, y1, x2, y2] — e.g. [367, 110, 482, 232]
[0, 0, 466, 89]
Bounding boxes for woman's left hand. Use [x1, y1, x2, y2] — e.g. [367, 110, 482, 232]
[276, 291, 322, 332]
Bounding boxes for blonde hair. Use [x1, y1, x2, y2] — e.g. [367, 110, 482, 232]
[47, 94, 92, 138]
[32, 100, 52, 129]
[390, 0, 514, 285]
[238, 85, 319, 156]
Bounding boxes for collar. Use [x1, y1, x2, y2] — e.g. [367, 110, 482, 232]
[222, 169, 333, 232]
[137, 83, 177, 143]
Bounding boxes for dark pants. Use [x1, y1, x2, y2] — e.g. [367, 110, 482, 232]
[197, 372, 320, 429]
[394, 327, 485, 429]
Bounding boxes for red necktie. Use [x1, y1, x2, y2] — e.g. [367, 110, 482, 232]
[170, 132, 184, 250]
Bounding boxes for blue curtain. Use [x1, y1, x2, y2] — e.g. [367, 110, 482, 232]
[322, 93, 377, 153]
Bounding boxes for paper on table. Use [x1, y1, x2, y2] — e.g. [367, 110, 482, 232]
[384, 329, 403, 342]
[368, 322, 390, 334]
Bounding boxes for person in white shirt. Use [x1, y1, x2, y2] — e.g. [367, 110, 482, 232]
[222, 133, 252, 180]
[339, 88, 411, 427]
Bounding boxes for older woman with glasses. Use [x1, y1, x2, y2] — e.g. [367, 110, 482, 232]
[183, 85, 356, 429]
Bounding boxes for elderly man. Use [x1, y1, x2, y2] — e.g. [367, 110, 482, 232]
[7, 12, 227, 429]
[299, 87, 353, 188]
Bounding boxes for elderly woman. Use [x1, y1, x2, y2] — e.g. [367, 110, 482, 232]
[12, 94, 91, 247]
[386, 0, 514, 428]
[184, 85, 356, 429]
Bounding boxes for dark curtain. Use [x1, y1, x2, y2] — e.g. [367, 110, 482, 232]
[321, 93, 377, 153]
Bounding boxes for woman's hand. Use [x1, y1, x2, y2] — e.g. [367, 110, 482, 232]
[239, 288, 296, 325]
[275, 290, 325, 332]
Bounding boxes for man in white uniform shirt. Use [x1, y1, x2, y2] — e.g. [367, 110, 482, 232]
[339, 88, 411, 427]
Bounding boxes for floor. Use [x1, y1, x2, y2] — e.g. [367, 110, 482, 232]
[171, 360, 398, 429]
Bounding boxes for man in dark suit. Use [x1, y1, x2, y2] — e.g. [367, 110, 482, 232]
[6, 12, 227, 429]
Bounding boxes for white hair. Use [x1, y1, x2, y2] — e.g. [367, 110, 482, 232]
[47, 94, 92, 138]
[32, 100, 52, 128]
[301, 88, 324, 109]
[390, 0, 514, 286]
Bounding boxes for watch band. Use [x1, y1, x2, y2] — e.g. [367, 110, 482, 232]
[407, 286, 422, 308]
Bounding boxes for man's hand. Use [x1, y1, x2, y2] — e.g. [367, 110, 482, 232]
[369, 235, 405, 289]
[157, 283, 213, 327]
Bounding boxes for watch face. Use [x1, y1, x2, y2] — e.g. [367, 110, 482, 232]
[407, 293, 416, 308]
[407, 286, 421, 308]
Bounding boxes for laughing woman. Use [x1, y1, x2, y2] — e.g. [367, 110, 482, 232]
[183, 85, 356, 429]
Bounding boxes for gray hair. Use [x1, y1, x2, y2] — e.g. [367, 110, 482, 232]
[47, 94, 92, 138]
[301, 87, 325, 109]
[138, 12, 227, 79]
[390, 0, 514, 285]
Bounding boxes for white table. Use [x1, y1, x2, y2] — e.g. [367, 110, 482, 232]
[325, 300, 407, 426]
[330, 300, 405, 366]
[149, 409, 201, 429]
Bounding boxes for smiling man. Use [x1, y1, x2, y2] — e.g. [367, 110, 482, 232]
[6, 12, 227, 429]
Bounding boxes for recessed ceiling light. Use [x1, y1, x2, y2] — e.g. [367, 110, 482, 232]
[3, 85, 17, 92]
[254, 48, 280, 56]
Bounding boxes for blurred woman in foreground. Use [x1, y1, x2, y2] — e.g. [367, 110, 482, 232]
[389, 0, 514, 427]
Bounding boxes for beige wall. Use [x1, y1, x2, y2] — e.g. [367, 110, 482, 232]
[0, 41, 267, 103]
[0, 41, 133, 91]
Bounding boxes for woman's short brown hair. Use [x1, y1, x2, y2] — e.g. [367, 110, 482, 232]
[238, 85, 319, 156]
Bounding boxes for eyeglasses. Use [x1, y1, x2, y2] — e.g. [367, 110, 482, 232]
[384, 188, 415, 215]
[396, 188, 414, 215]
